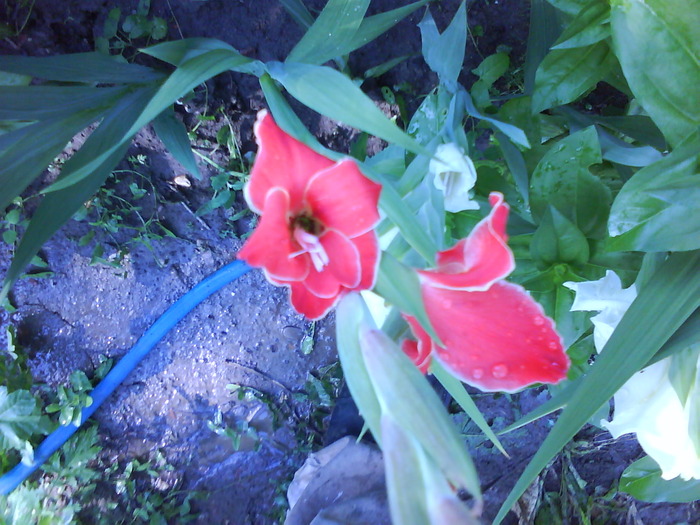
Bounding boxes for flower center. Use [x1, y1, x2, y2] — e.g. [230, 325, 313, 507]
[290, 214, 328, 272]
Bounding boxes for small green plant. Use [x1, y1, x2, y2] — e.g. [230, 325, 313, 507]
[74, 155, 175, 268]
[96, 0, 168, 58]
[188, 107, 252, 237]
[44, 371, 94, 427]
[87, 450, 199, 524]
[207, 408, 262, 452]
[0, 0, 35, 39]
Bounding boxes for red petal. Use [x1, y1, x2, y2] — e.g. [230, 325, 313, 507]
[419, 191, 514, 290]
[349, 230, 380, 291]
[401, 340, 432, 374]
[421, 281, 569, 393]
[285, 280, 340, 320]
[244, 110, 335, 213]
[401, 315, 433, 374]
[304, 159, 382, 238]
[237, 188, 309, 281]
[302, 229, 359, 298]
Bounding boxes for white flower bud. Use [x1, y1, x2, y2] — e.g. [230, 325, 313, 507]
[430, 143, 479, 213]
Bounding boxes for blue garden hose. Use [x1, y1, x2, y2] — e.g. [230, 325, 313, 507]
[0, 260, 252, 495]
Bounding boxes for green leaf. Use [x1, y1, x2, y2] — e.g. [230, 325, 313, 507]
[462, 90, 530, 148]
[651, 309, 700, 365]
[433, 363, 509, 457]
[0, 109, 104, 212]
[102, 7, 121, 39]
[405, 88, 450, 148]
[349, 0, 431, 54]
[0, 52, 163, 84]
[546, 0, 591, 15]
[0, 85, 127, 121]
[259, 73, 319, 146]
[335, 295, 384, 442]
[152, 107, 201, 179]
[359, 324, 481, 500]
[551, 0, 610, 50]
[472, 52, 510, 85]
[381, 415, 431, 524]
[279, 0, 314, 29]
[0, 70, 30, 87]
[495, 131, 530, 206]
[610, 0, 700, 147]
[287, 0, 371, 65]
[418, 1, 467, 87]
[373, 253, 440, 344]
[268, 61, 427, 156]
[532, 40, 613, 113]
[45, 47, 254, 193]
[0, 87, 145, 301]
[530, 126, 610, 238]
[0, 387, 43, 450]
[471, 53, 510, 108]
[668, 344, 700, 405]
[525, 0, 565, 93]
[608, 136, 700, 252]
[555, 106, 664, 167]
[495, 251, 700, 524]
[531, 206, 590, 266]
[142, 37, 264, 75]
[620, 455, 700, 503]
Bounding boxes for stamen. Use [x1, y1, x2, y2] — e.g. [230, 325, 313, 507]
[291, 228, 329, 272]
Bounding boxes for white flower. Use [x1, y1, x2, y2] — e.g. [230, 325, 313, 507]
[564, 271, 637, 353]
[430, 143, 479, 213]
[564, 271, 700, 481]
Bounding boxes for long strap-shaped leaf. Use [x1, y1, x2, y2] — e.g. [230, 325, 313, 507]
[0, 109, 106, 212]
[0, 53, 163, 84]
[287, 0, 371, 65]
[0, 85, 128, 120]
[494, 250, 700, 523]
[44, 47, 254, 193]
[0, 87, 156, 302]
[267, 61, 429, 157]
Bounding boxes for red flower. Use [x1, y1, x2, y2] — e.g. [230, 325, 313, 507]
[238, 110, 382, 319]
[403, 193, 570, 393]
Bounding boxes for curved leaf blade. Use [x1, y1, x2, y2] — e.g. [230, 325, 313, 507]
[610, 0, 700, 147]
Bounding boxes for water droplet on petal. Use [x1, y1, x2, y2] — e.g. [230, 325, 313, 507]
[492, 364, 508, 379]
[473, 368, 484, 379]
[548, 341, 559, 350]
[533, 316, 545, 326]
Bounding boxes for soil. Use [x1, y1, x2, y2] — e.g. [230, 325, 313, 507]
[1, 0, 698, 524]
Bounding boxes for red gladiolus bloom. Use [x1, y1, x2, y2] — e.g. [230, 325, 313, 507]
[238, 110, 382, 319]
[403, 192, 570, 393]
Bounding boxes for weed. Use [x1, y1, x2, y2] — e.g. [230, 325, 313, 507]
[73, 155, 175, 269]
[96, 0, 168, 59]
[0, 334, 199, 523]
[0, 0, 35, 39]
[188, 107, 252, 238]
[534, 443, 631, 525]
[207, 407, 262, 452]
[43, 359, 110, 428]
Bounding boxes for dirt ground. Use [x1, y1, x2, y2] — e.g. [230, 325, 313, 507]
[1, 0, 699, 523]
